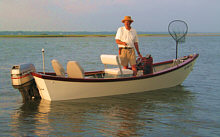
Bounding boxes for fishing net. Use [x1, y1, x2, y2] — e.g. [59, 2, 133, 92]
[168, 20, 188, 43]
[168, 20, 188, 59]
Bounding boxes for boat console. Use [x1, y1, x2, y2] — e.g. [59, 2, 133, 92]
[100, 54, 134, 78]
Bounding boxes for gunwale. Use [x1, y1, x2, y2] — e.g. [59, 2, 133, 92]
[31, 54, 199, 83]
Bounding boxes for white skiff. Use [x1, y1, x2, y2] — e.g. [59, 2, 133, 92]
[29, 54, 198, 101]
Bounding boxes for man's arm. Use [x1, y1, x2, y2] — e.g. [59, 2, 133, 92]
[115, 39, 127, 46]
[134, 42, 143, 58]
[115, 27, 127, 46]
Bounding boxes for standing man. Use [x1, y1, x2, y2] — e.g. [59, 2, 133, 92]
[115, 16, 142, 76]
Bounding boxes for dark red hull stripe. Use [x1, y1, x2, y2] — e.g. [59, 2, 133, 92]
[11, 73, 31, 79]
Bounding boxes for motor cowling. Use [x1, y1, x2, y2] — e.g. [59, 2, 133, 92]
[11, 63, 41, 101]
[11, 63, 36, 86]
[136, 54, 153, 75]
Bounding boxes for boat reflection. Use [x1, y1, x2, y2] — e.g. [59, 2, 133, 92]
[10, 86, 195, 136]
[10, 100, 51, 136]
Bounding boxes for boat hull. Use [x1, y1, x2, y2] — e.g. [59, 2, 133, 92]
[33, 54, 198, 101]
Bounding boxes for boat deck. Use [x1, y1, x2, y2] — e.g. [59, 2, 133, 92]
[38, 55, 191, 79]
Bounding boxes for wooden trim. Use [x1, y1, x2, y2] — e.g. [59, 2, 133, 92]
[31, 54, 199, 83]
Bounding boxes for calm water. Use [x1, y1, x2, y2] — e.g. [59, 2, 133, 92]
[0, 36, 220, 136]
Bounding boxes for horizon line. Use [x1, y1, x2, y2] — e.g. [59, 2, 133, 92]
[0, 30, 220, 33]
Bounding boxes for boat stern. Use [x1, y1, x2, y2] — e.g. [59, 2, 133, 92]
[11, 63, 41, 100]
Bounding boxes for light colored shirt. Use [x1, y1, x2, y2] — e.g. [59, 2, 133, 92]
[115, 26, 139, 48]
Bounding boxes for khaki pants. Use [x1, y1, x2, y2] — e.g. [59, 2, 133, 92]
[119, 48, 136, 67]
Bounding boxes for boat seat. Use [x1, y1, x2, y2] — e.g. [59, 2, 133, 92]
[67, 61, 85, 78]
[51, 59, 65, 77]
[100, 54, 133, 76]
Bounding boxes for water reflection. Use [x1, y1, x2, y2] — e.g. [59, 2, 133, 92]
[10, 86, 195, 136]
[10, 100, 51, 136]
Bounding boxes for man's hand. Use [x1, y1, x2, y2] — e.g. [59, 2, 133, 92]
[123, 42, 128, 46]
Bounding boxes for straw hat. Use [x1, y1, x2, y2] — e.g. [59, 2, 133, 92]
[122, 16, 134, 23]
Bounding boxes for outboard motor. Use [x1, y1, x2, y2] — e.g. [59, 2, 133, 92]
[11, 63, 35, 86]
[11, 63, 41, 100]
[137, 54, 153, 75]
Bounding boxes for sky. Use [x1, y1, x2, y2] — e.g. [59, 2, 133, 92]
[0, 0, 220, 32]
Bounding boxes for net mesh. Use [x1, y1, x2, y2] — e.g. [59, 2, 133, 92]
[168, 20, 188, 43]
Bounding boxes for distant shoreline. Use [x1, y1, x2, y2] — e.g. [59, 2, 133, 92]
[0, 33, 220, 38]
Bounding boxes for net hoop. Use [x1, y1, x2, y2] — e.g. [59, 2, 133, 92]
[168, 20, 188, 43]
